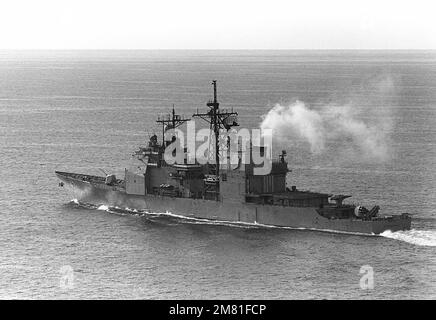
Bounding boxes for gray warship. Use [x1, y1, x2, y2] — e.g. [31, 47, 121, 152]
[56, 81, 411, 235]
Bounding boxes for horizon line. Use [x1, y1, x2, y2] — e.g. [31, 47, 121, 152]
[1, 48, 436, 51]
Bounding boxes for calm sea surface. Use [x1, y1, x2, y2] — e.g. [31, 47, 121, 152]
[0, 50, 435, 299]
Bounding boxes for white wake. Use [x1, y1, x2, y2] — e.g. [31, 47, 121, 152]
[70, 199, 436, 243]
[380, 229, 436, 247]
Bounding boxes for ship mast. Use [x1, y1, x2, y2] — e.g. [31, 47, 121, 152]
[192, 80, 238, 176]
[156, 104, 190, 146]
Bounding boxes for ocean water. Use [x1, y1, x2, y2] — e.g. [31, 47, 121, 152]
[0, 50, 435, 299]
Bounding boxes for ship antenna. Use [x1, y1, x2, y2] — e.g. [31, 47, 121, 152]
[213, 80, 218, 104]
[192, 80, 239, 178]
[156, 104, 190, 146]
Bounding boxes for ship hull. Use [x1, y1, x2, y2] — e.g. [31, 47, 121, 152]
[56, 172, 412, 235]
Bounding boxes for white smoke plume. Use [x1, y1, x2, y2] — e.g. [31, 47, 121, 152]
[260, 101, 392, 162]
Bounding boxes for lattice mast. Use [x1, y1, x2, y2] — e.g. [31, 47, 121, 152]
[192, 80, 238, 176]
[156, 104, 190, 146]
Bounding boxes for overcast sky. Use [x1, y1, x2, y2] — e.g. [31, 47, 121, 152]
[0, 0, 435, 49]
